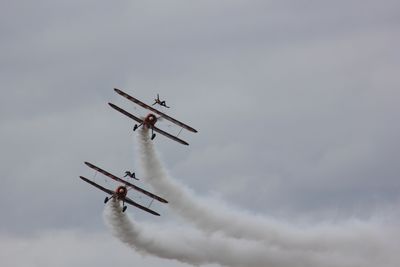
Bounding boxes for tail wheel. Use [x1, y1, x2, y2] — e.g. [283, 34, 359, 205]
[122, 206, 127, 212]
[133, 125, 138, 131]
[151, 133, 156, 140]
[104, 197, 109, 204]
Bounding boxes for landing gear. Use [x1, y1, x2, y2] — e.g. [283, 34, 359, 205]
[122, 205, 127, 212]
[133, 123, 143, 132]
[104, 196, 109, 204]
[150, 127, 156, 140]
[133, 123, 156, 140]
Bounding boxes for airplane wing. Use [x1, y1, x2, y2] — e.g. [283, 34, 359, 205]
[123, 196, 160, 216]
[114, 88, 198, 133]
[79, 176, 114, 195]
[109, 102, 143, 124]
[79, 176, 160, 216]
[152, 125, 189, 146]
[84, 162, 168, 204]
[109, 103, 189, 146]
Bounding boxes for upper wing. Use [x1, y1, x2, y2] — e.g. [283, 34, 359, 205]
[109, 103, 189, 146]
[123, 196, 160, 216]
[114, 88, 198, 133]
[84, 162, 168, 204]
[79, 176, 114, 195]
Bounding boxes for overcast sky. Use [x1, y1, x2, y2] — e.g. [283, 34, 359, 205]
[1, 1, 399, 266]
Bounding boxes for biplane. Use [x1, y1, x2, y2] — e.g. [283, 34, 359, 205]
[109, 88, 198, 146]
[152, 94, 170, 108]
[79, 161, 168, 216]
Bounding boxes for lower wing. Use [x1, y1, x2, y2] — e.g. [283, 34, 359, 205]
[123, 196, 160, 216]
[109, 102, 189, 145]
[79, 176, 114, 195]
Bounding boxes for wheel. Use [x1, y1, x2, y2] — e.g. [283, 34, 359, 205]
[151, 133, 156, 140]
[122, 206, 127, 212]
[133, 124, 138, 131]
[104, 197, 109, 204]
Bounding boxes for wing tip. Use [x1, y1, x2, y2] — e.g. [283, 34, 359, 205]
[84, 161, 93, 168]
[108, 102, 124, 112]
[114, 88, 126, 96]
[108, 102, 122, 111]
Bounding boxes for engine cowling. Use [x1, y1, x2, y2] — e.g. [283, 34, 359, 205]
[116, 186, 127, 199]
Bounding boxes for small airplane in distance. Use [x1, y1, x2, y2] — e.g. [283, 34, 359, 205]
[109, 88, 198, 145]
[152, 94, 170, 108]
[79, 161, 168, 215]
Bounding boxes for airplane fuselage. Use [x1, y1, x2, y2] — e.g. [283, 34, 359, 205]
[144, 113, 157, 128]
[115, 185, 127, 200]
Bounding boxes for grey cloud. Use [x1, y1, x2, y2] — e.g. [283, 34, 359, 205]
[1, 0, 399, 266]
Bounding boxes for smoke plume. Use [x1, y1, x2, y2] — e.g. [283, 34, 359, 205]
[129, 128, 399, 266]
[104, 198, 371, 267]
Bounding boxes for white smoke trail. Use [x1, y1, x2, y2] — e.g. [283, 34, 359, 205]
[136, 128, 399, 265]
[103, 199, 368, 267]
